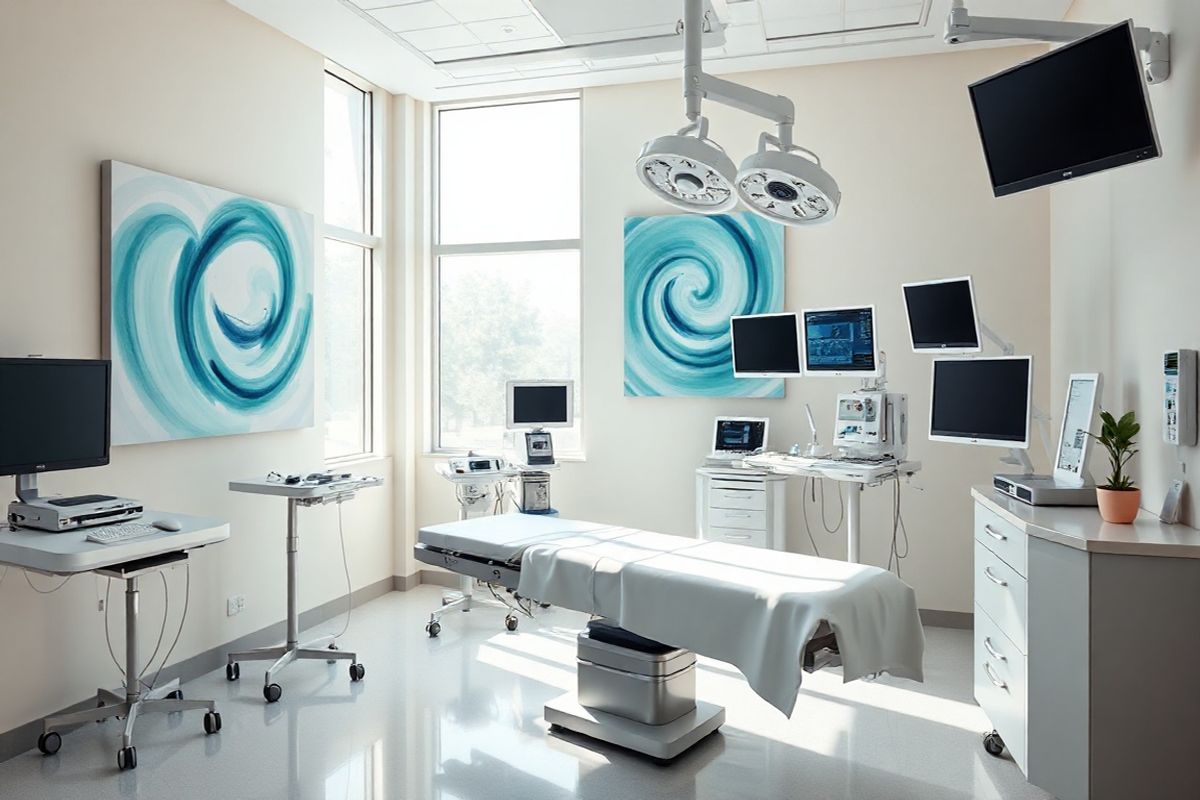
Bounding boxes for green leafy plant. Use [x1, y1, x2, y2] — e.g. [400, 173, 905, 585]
[1090, 410, 1140, 490]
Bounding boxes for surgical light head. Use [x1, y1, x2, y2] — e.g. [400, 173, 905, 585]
[636, 118, 738, 214]
[737, 136, 840, 225]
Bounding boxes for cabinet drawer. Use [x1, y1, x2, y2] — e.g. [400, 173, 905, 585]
[709, 487, 766, 511]
[974, 504, 1026, 577]
[708, 507, 766, 531]
[703, 526, 768, 549]
[974, 541, 1028, 653]
[974, 604, 1028, 771]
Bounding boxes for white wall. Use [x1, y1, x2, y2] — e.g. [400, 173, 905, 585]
[414, 45, 1052, 615]
[0, 0, 395, 734]
[1052, 0, 1200, 525]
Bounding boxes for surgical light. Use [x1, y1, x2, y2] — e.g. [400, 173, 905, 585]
[636, 0, 840, 226]
[736, 136, 840, 224]
[636, 118, 738, 214]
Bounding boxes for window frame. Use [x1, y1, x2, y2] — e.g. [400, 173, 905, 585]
[430, 93, 583, 457]
[323, 64, 383, 465]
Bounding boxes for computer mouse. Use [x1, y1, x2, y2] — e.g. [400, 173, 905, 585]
[153, 518, 183, 532]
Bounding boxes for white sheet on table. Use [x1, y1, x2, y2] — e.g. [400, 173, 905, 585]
[517, 526, 924, 717]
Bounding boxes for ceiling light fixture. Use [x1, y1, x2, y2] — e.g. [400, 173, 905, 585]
[635, 0, 840, 225]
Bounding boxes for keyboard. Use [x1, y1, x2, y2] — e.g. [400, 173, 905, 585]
[49, 494, 117, 507]
[85, 522, 162, 545]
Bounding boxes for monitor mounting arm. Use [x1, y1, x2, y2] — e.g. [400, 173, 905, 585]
[944, 1, 1170, 84]
[680, 0, 797, 148]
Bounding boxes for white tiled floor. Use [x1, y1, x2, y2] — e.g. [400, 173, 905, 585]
[0, 587, 1052, 799]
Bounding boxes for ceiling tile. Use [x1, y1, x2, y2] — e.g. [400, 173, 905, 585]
[765, 13, 846, 38]
[721, 22, 767, 55]
[352, 0, 422, 9]
[400, 24, 480, 49]
[583, 54, 661, 69]
[724, 2, 762, 25]
[486, 35, 560, 55]
[443, 64, 519, 79]
[437, 0, 531, 23]
[845, 5, 922, 28]
[466, 14, 552, 44]
[517, 63, 590, 78]
[425, 43, 494, 62]
[371, 1, 456, 31]
[761, 0, 843, 21]
[845, 0, 921, 9]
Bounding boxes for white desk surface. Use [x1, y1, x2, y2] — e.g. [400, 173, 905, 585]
[972, 485, 1200, 559]
[744, 453, 922, 483]
[0, 511, 229, 575]
[229, 475, 384, 498]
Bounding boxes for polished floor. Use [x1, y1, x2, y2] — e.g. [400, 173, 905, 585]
[0, 587, 1052, 800]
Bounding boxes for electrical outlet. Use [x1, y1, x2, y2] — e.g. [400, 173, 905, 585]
[227, 594, 246, 617]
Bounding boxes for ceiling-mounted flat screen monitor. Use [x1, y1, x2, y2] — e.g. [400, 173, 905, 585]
[902, 276, 982, 353]
[929, 356, 1033, 449]
[730, 313, 802, 378]
[968, 20, 1160, 197]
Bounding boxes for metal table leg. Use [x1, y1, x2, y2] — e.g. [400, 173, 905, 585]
[226, 498, 364, 702]
[847, 483, 863, 564]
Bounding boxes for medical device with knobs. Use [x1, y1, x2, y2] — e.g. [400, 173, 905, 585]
[1163, 350, 1197, 446]
[944, 1, 1170, 84]
[635, 0, 840, 225]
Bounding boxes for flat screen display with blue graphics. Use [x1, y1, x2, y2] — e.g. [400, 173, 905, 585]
[803, 307, 877, 374]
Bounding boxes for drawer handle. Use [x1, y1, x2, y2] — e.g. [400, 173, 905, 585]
[723, 533, 752, 540]
[983, 524, 1007, 542]
[984, 661, 1008, 691]
[983, 637, 1007, 662]
[723, 512, 753, 518]
[983, 567, 1008, 587]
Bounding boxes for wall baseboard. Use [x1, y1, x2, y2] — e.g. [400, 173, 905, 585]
[919, 609, 973, 630]
[418, 570, 461, 589]
[0, 574, 405, 765]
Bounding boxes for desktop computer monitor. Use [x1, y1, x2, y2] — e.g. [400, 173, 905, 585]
[929, 356, 1032, 448]
[506, 380, 574, 429]
[901, 277, 982, 353]
[802, 305, 880, 377]
[729, 312, 802, 377]
[1054, 373, 1102, 485]
[0, 358, 111, 476]
[713, 417, 768, 455]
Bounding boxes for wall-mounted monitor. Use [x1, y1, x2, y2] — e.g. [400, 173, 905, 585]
[0, 358, 112, 476]
[730, 312, 802, 378]
[801, 305, 880, 377]
[968, 20, 1160, 197]
[506, 380, 574, 429]
[929, 356, 1033, 448]
[902, 276, 982, 354]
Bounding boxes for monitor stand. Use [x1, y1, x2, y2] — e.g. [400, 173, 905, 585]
[15, 473, 39, 503]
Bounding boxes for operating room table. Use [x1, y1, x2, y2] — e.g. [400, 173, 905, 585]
[416, 514, 925, 760]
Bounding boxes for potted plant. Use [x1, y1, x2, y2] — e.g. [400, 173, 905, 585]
[1091, 409, 1141, 524]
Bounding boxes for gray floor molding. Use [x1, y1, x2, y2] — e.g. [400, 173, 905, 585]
[0, 574, 397, 764]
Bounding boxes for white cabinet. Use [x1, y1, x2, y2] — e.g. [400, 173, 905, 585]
[696, 468, 786, 550]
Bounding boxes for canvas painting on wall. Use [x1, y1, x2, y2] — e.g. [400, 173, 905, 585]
[624, 212, 785, 397]
[103, 161, 314, 445]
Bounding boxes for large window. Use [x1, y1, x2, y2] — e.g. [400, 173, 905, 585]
[434, 98, 582, 453]
[323, 69, 378, 460]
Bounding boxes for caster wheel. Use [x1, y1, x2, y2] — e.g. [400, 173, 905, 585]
[426, 621, 441, 638]
[505, 615, 519, 632]
[226, 662, 240, 681]
[349, 663, 365, 682]
[983, 731, 1005, 757]
[203, 711, 222, 735]
[167, 689, 183, 700]
[263, 683, 283, 704]
[117, 745, 137, 771]
[37, 731, 61, 756]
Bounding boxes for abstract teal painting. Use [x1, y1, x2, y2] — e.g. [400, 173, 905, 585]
[624, 212, 785, 397]
[103, 161, 314, 445]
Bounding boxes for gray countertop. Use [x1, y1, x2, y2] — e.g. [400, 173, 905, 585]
[972, 485, 1200, 559]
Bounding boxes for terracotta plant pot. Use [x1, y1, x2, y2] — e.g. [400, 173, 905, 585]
[1096, 487, 1141, 524]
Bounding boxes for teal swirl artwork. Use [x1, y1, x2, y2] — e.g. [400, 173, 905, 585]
[104, 161, 314, 445]
[624, 213, 785, 397]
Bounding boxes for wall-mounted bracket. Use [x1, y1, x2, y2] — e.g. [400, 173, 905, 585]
[944, 2, 1170, 84]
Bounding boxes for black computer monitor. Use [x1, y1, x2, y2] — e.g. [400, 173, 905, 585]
[729, 313, 802, 377]
[0, 358, 111, 476]
[929, 357, 1032, 448]
[902, 277, 982, 353]
[802, 306, 880, 376]
[506, 380, 574, 429]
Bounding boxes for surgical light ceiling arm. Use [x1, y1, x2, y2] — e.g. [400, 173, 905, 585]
[944, 1, 1170, 84]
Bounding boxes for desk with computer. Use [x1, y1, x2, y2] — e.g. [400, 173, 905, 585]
[708, 276, 1096, 568]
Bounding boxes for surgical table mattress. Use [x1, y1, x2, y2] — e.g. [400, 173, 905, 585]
[418, 516, 925, 716]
